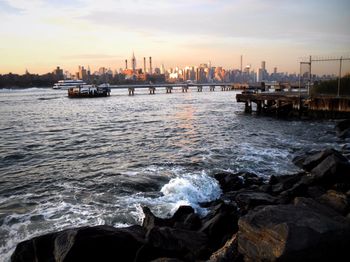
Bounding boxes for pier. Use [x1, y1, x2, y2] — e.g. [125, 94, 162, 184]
[110, 83, 248, 95]
[236, 91, 350, 118]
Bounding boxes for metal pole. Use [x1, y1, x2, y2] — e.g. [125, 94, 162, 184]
[299, 62, 301, 110]
[308, 56, 312, 96]
[337, 56, 342, 97]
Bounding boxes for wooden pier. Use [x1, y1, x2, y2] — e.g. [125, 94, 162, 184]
[110, 83, 248, 96]
[236, 91, 350, 118]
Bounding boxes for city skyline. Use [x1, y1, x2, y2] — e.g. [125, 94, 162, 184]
[0, 0, 349, 75]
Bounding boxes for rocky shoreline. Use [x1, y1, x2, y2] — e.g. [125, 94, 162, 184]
[11, 146, 350, 262]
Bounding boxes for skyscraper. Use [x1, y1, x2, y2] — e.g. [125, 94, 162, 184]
[132, 52, 136, 72]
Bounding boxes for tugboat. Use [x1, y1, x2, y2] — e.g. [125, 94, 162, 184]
[68, 84, 111, 98]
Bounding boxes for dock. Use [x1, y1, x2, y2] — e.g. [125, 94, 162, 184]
[236, 91, 350, 118]
[110, 83, 248, 95]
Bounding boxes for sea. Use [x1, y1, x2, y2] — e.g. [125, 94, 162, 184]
[0, 87, 344, 261]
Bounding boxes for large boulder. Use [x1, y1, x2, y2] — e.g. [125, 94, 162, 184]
[292, 148, 341, 172]
[200, 202, 239, 250]
[234, 190, 279, 211]
[310, 152, 350, 185]
[142, 206, 201, 232]
[335, 119, 350, 138]
[11, 225, 146, 262]
[135, 227, 209, 262]
[238, 198, 350, 261]
[214, 172, 264, 193]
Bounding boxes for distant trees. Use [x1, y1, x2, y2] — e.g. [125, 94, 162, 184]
[0, 71, 168, 88]
[310, 74, 350, 96]
[0, 72, 57, 88]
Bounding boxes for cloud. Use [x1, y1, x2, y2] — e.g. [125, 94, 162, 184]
[78, 0, 350, 44]
[0, 0, 23, 14]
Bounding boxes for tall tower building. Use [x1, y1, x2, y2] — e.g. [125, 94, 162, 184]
[261, 61, 266, 71]
[132, 52, 136, 72]
[143, 57, 146, 74]
[149, 57, 153, 74]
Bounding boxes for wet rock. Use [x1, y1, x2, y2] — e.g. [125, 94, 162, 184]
[306, 186, 326, 199]
[270, 173, 304, 194]
[310, 152, 350, 185]
[318, 190, 349, 215]
[150, 258, 184, 262]
[214, 172, 263, 193]
[142, 206, 201, 232]
[12, 225, 146, 262]
[142, 206, 173, 231]
[200, 202, 239, 250]
[140, 227, 209, 261]
[336, 119, 350, 138]
[208, 234, 243, 262]
[293, 148, 339, 172]
[238, 198, 350, 262]
[234, 190, 278, 211]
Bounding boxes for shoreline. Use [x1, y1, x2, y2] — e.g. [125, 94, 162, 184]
[11, 147, 350, 262]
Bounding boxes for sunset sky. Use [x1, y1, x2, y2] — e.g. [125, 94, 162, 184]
[0, 0, 349, 75]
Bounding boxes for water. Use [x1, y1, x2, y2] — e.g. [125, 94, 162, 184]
[0, 87, 342, 260]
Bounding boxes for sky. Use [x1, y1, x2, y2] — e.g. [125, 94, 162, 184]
[0, 0, 349, 75]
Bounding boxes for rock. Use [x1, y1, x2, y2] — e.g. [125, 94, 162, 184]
[318, 190, 349, 215]
[200, 202, 239, 250]
[142, 206, 173, 231]
[137, 227, 209, 261]
[234, 190, 278, 211]
[303, 149, 337, 171]
[11, 230, 57, 262]
[12, 225, 146, 262]
[208, 234, 243, 262]
[142, 206, 201, 232]
[150, 258, 184, 262]
[311, 153, 350, 185]
[306, 186, 326, 199]
[214, 172, 263, 193]
[270, 173, 304, 194]
[214, 172, 245, 193]
[238, 198, 350, 262]
[336, 119, 350, 138]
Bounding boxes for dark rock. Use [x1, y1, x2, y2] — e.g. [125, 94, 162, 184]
[214, 172, 245, 193]
[143, 227, 209, 261]
[307, 186, 326, 199]
[12, 225, 146, 262]
[208, 234, 243, 262]
[336, 119, 350, 138]
[258, 184, 271, 193]
[302, 149, 338, 171]
[214, 172, 263, 193]
[142, 206, 173, 231]
[318, 190, 349, 215]
[151, 258, 184, 262]
[234, 190, 278, 211]
[311, 153, 350, 184]
[238, 198, 350, 262]
[200, 202, 239, 250]
[270, 173, 304, 194]
[11, 230, 57, 262]
[142, 206, 201, 232]
[268, 175, 279, 185]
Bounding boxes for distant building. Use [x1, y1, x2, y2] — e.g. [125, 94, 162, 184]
[77, 66, 87, 80]
[53, 66, 64, 80]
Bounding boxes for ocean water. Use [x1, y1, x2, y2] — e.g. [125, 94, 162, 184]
[0, 87, 342, 260]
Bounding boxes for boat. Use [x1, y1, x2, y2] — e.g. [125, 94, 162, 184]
[53, 79, 87, 89]
[68, 85, 111, 98]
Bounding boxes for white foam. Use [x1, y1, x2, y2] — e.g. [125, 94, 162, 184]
[159, 171, 221, 215]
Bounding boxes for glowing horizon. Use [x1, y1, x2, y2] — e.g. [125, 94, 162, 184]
[0, 0, 349, 75]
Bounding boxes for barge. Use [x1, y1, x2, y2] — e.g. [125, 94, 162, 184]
[68, 85, 111, 98]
